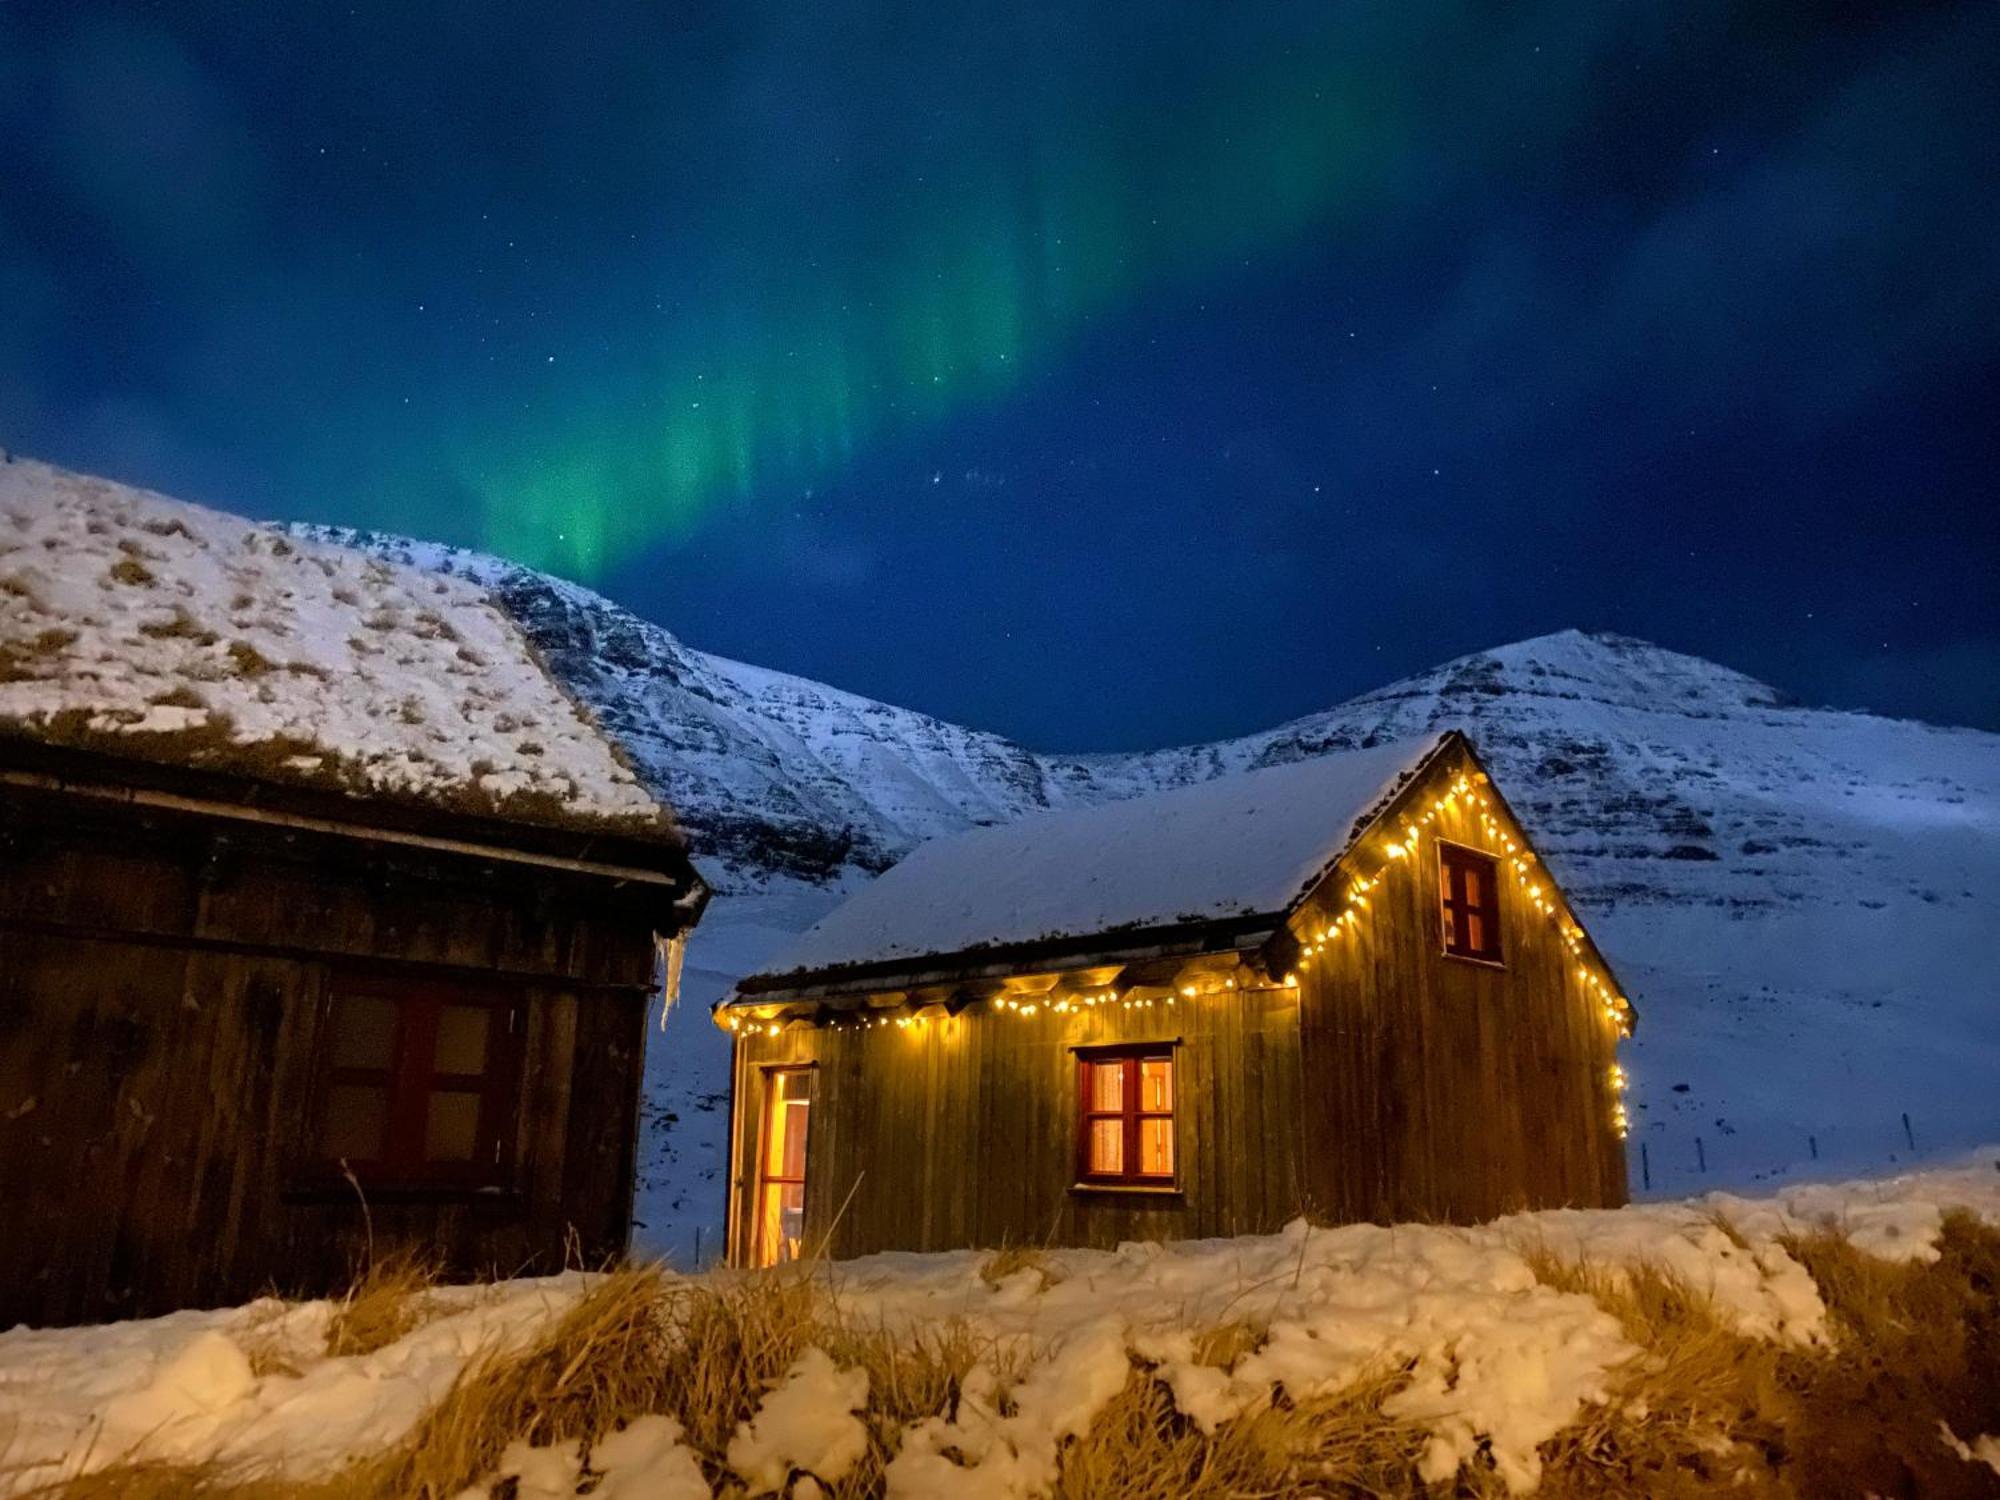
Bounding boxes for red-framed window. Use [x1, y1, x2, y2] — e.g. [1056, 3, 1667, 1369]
[311, 976, 523, 1189]
[1076, 1046, 1176, 1187]
[1438, 841, 1503, 963]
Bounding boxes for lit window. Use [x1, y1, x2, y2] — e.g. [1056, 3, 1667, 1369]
[1077, 1048, 1176, 1187]
[1439, 842, 1503, 962]
[755, 1068, 812, 1267]
[313, 980, 520, 1188]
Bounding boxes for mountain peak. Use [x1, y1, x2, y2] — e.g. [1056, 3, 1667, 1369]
[1351, 627, 1796, 721]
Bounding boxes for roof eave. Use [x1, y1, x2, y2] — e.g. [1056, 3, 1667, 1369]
[719, 909, 1284, 1009]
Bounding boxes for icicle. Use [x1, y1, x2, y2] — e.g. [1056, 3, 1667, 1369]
[656, 931, 688, 1030]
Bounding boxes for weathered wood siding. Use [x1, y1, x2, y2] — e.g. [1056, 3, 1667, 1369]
[1292, 758, 1628, 1223]
[724, 748, 1626, 1265]
[728, 983, 1305, 1263]
[0, 777, 658, 1328]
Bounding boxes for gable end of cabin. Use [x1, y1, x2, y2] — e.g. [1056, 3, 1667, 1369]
[1283, 744, 1631, 1224]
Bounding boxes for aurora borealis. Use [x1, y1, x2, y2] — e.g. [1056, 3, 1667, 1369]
[2, 2, 1995, 744]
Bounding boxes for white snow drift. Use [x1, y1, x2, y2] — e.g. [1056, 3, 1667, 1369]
[3, 1152, 1996, 1497]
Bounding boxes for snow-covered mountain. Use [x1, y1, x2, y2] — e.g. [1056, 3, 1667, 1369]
[300, 528, 2000, 1260]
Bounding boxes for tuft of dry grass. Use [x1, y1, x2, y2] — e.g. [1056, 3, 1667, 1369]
[373, 1264, 673, 1499]
[1513, 1249, 1791, 1497]
[1775, 1209, 2000, 1499]
[324, 1250, 443, 1360]
[106, 558, 154, 587]
[136, 610, 216, 645]
[978, 1245, 1067, 1291]
[1055, 1360, 1425, 1500]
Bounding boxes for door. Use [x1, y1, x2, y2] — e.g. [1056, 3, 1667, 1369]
[754, 1067, 812, 1267]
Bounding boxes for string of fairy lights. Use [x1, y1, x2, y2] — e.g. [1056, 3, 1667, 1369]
[1287, 770, 1634, 1135]
[721, 766, 1634, 1138]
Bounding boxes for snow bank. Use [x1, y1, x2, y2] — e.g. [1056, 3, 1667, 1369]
[0, 458, 667, 833]
[726, 1348, 870, 1494]
[462, 1414, 710, 1500]
[0, 1277, 589, 1492]
[3, 1153, 1995, 1497]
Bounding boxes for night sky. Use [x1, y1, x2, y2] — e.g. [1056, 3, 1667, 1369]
[2, 3, 1994, 747]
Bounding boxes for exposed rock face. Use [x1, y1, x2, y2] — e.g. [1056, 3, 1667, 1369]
[300, 525, 2000, 1239]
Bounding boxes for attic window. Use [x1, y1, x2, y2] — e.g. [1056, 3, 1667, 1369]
[311, 978, 522, 1189]
[1075, 1046, 1176, 1188]
[1438, 842, 1503, 963]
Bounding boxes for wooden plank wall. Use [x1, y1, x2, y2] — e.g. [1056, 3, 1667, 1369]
[1292, 756, 1628, 1224]
[728, 983, 1306, 1264]
[0, 783, 657, 1327]
[725, 748, 1627, 1266]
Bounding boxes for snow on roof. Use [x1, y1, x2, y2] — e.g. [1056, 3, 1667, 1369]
[752, 733, 1455, 982]
[0, 457, 672, 837]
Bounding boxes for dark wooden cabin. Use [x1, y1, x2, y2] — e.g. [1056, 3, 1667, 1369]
[718, 731, 1632, 1268]
[0, 459, 708, 1327]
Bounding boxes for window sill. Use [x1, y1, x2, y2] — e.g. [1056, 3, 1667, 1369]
[1441, 950, 1506, 970]
[1070, 1182, 1183, 1198]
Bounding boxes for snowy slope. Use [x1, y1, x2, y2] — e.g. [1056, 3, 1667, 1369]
[295, 526, 1088, 886]
[297, 529, 2000, 1255]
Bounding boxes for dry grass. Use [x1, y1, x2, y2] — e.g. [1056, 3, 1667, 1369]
[370, 1264, 675, 1499]
[30, 1216, 2000, 1499]
[106, 558, 154, 587]
[1775, 1209, 2000, 1499]
[1055, 1361, 1425, 1500]
[1513, 1249, 1790, 1496]
[323, 1251, 444, 1360]
[978, 1245, 1068, 1291]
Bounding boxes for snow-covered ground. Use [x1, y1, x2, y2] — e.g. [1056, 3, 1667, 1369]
[5, 1153, 1997, 1497]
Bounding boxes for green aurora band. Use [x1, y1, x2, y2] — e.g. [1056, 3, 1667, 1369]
[456, 32, 1411, 580]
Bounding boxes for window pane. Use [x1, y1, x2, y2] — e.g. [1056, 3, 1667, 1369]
[764, 1078, 810, 1179]
[1088, 1061, 1125, 1112]
[322, 1084, 388, 1160]
[775, 1070, 811, 1104]
[1140, 1059, 1173, 1112]
[434, 1005, 490, 1076]
[1139, 1117, 1174, 1177]
[425, 1090, 482, 1161]
[1465, 912, 1485, 954]
[1088, 1118, 1124, 1174]
[1463, 865, 1483, 905]
[760, 1183, 807, 1265]
[329, 995, 397, 1071]
[778, 1100, 809, 1178]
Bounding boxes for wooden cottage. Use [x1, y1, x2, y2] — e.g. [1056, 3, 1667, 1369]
[0, 460, 707, 1327]
[718, 731, 1632, 1267]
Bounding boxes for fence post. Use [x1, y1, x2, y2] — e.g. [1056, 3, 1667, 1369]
[1902, 1113, 1916, 1152]
[1640, 1141, 1651, 1192]
[1695, 1137, 1707, 1174]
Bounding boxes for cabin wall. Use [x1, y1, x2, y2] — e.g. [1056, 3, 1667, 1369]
[0, 781, 658, 1328]
[727, 983, 1304, 1264]
[1292, 758, 1628, 1223]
